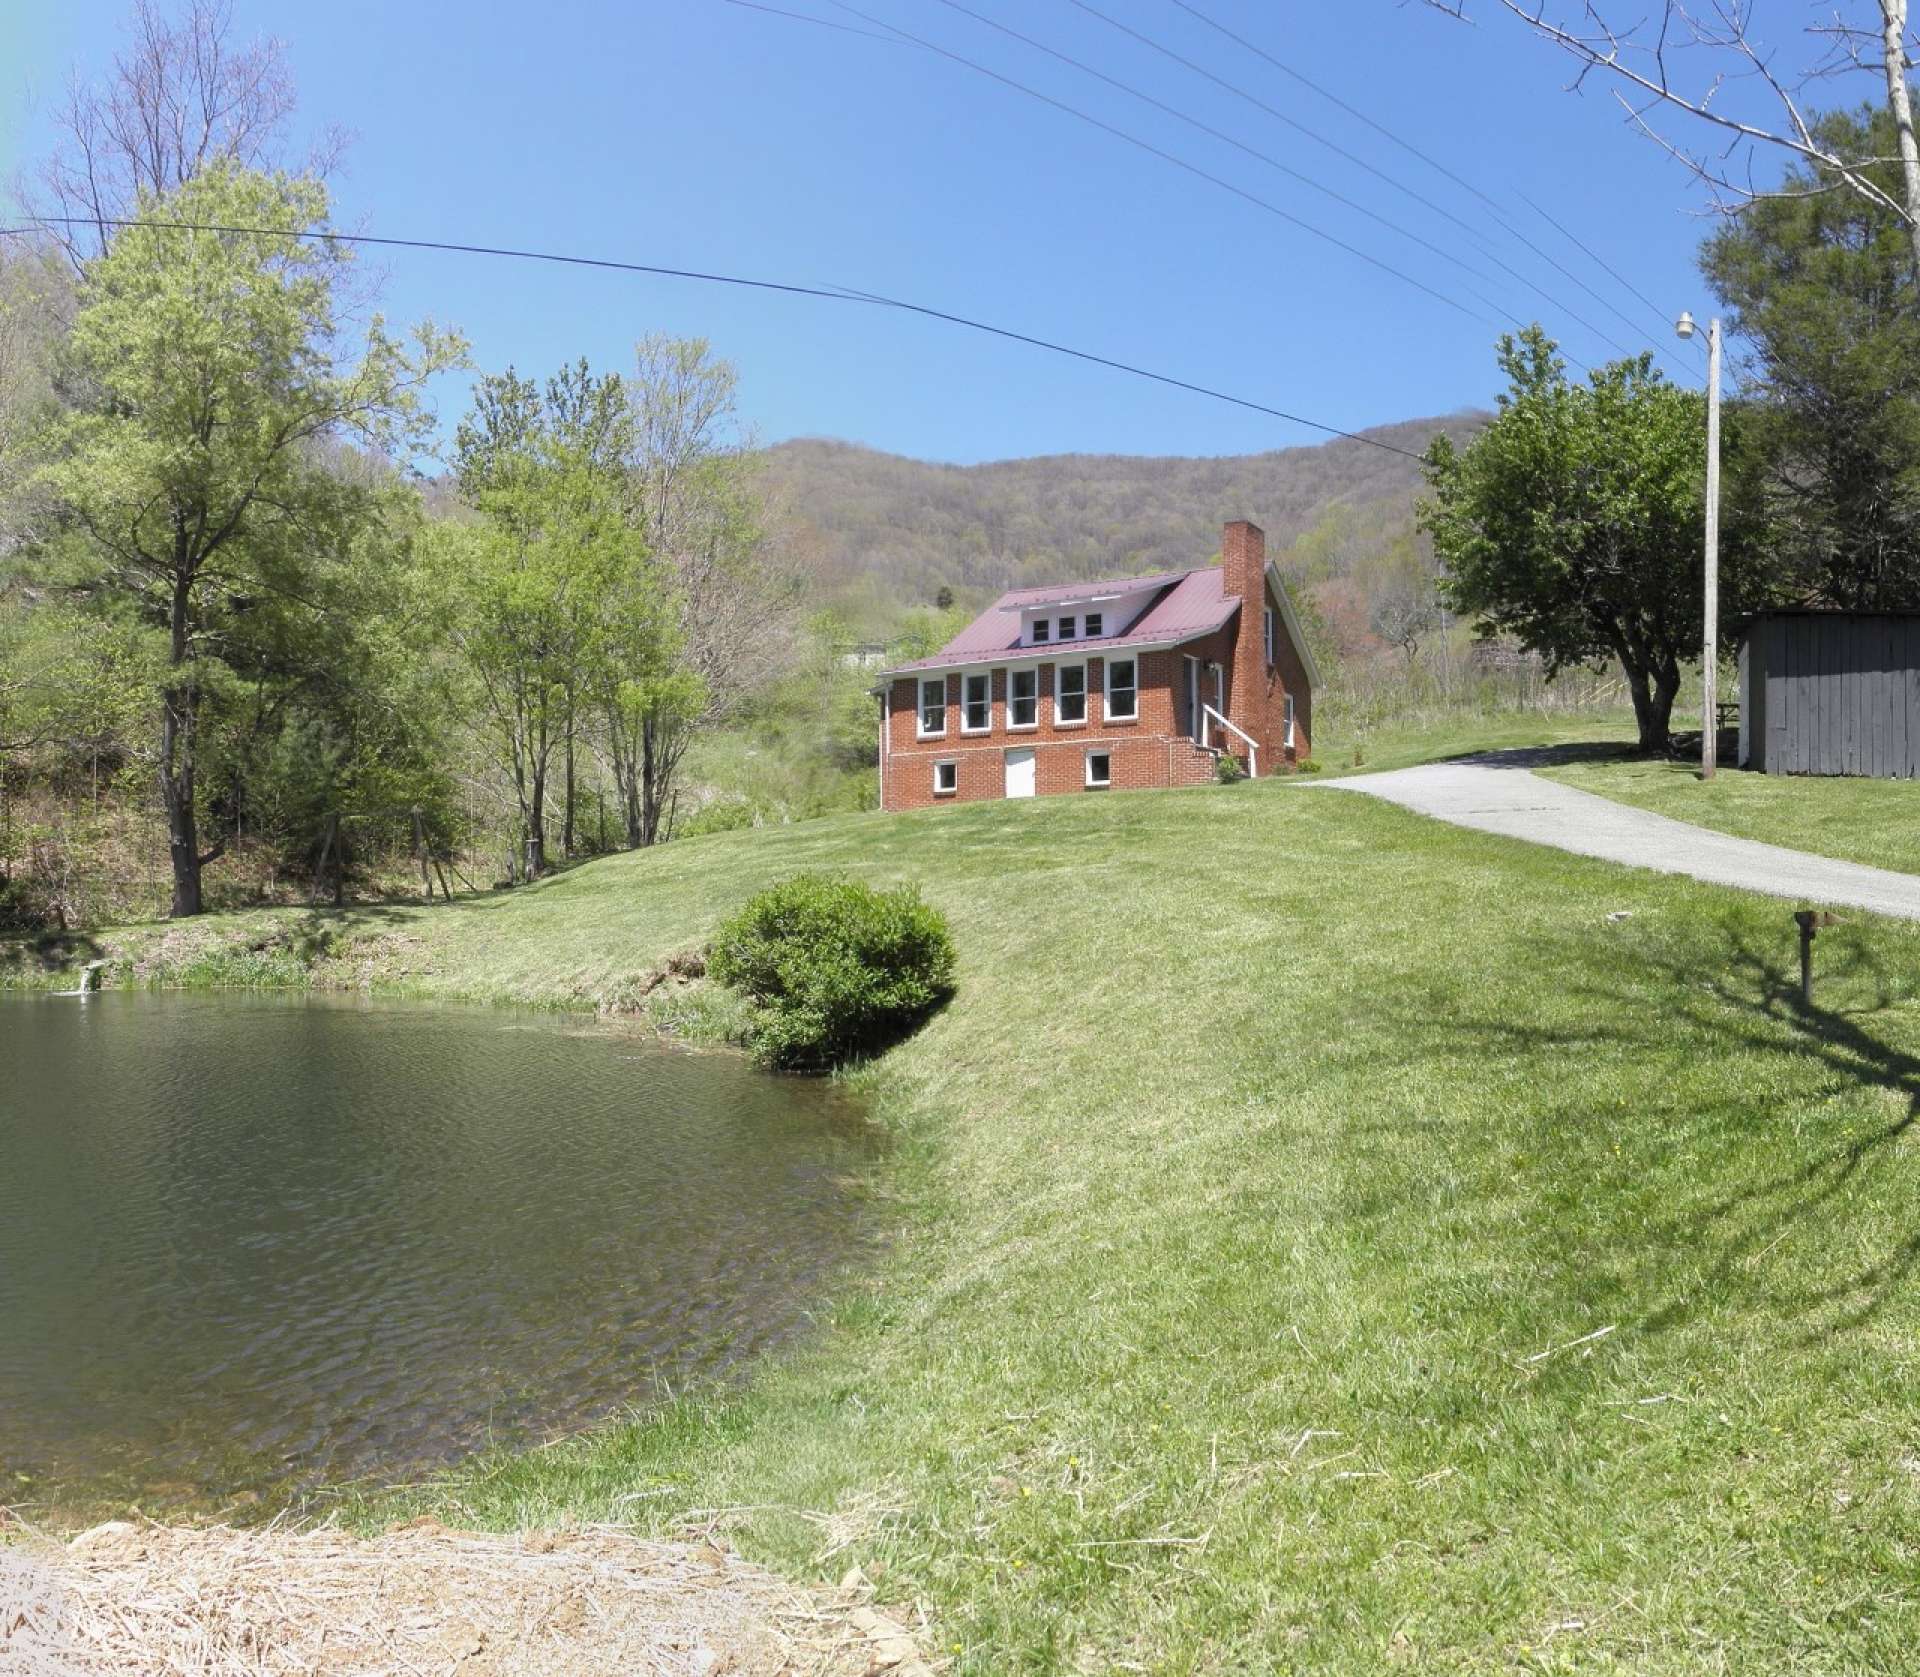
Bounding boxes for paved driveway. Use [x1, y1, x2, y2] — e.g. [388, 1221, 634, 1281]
[1327, 749, 1920, 922]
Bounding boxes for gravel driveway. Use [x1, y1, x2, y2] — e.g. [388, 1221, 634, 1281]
[1327, 749, 1920, 922]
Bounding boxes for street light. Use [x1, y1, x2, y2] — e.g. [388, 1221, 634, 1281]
[1676, 309, 1723, 779]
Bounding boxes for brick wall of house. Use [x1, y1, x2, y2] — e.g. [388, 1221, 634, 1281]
[876, 525, 1314, 811]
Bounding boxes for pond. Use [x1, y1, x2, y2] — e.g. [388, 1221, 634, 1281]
[0, 990, 879, 1516]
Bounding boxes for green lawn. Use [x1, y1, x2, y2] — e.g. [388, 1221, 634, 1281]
[1317, 705, 1637, 776]
[14, 781, 1920, 1671]
[1545, 753, 1920, 877]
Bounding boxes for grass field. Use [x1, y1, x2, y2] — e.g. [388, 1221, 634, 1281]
[1545, 753, 1920, 879]
[1317, 705, 1637, 776]
[13, 774, 1920, 1671]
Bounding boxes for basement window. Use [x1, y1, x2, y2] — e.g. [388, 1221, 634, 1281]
[934, 760, 958, 796]
[1105, 656, 1138, 721]
[1085, 750, 1111, 789]
[1055, 663, 1087, 725]
[1084, 612, 1104, 637]
[918, 677, 946, 738]
[1009, 667, 1038, 729]
[962, 672, 992, 733]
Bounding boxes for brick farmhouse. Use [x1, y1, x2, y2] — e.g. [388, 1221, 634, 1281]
[878, 520, 1319, 811]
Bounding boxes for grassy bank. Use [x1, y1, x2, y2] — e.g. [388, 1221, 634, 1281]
[12, 775, 1920, 1671]
[1544, 753, 1920, 878]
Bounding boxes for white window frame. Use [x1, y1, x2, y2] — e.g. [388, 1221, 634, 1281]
[916, 676, 946, 739]
[1054, 661, 1088, 727]
[1283, 692, 1297, 751]
[960, 671, 992, 735]
[1085, 749, 1112, 789]
[1059, 614, 1077, 641]
[1031, 617, 1050, 645]
[933, 758, 958, 796]
[1264, 606, 1276, 666]
[1104, 655, 1139, 722]
[1084, 611, 1104, 638]
[1007, 667, 1038, 730]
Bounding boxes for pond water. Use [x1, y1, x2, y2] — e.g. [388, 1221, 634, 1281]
[0, 990, 879, 1515]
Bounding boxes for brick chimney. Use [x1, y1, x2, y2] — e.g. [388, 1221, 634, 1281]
[1222, 520, 1271, 760]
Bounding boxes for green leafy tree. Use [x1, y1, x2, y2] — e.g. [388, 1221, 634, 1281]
[612, 336, 789, 847]
[1704, 106, 1920, 611]
[449, 360, 684, 873]
[34, 161, 462, 915]
[1421, 328, 1710, 752]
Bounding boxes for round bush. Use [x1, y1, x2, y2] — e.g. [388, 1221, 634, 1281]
[708, 874, 956, 1070]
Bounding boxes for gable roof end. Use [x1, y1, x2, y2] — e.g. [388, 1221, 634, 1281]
[1266, 561, 1323, 691]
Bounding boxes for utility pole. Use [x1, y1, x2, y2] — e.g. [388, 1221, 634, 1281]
[1677, 310, 1722, 778]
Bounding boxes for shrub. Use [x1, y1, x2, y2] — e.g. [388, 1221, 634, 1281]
[708, 873, 956, 1070]
[1214, 752, 1247, 784]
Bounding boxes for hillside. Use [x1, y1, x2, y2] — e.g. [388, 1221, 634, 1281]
[15, 760, 1920, 1669]
[759, 413, 1485, 620]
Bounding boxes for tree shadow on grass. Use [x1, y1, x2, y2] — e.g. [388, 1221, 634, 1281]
[1365, 924, 1920, 1349]
[1454, 742, 1647, 771]
[1637, 933, 1920, 1339]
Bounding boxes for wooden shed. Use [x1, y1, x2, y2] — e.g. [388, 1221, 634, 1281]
[1738, 610, 1920, 776]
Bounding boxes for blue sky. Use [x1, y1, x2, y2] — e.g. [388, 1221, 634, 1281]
[4, 0, 1734, 463]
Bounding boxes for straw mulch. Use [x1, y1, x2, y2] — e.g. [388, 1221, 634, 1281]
[0, 1516, 937, 1676]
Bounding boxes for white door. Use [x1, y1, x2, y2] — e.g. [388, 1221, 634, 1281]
[1005, 748, 1036, 799]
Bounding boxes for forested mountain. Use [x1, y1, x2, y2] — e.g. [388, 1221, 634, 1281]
[759, 413, 1486, 625]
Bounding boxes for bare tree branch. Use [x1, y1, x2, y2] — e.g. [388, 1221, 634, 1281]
[18, 0, 347, 268]
[1421, 0, 1920, 275]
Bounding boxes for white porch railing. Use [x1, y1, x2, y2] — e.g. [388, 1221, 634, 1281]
[1201, 704, 1258, 779]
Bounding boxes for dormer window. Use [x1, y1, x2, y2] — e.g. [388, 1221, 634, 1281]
[1084, 612, 1103, 637]
[1032, 618, 1050, 644]
[1059, 615, 1076, 640]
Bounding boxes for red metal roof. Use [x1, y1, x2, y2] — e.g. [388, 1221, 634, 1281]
[887, 567, 1238, 675]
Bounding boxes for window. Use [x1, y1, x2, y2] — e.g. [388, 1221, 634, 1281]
[1283, 692, 1297, 750]
[1264, 606, 1276, 666]
[1055, 662, 1087, 725]
[1032, 618, 1050, 644]
[1085, 750, 1111, 789]
[1084, 612, 1103, 637]
[962, 672, 991, 733]
[917, 677, 946, 738]
[1105, 656, 1138, 721]
[1059, 615, 1076, 640]
[934, 759, 958, 796]
[1008, 667, 1038, 729]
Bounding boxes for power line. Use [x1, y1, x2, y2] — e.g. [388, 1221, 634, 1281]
[925, 0, 1517, 310]
[1061, 0, 1638, 362]
[724, 0, 906, 46]
[1162, 0, 1703, 376]
[0, 215, 1427, 459]
[730, 0, 1650, 380]
[1516, 188, 1698, 354]
[1068, 0, 1503, 251]
[763, 0, 1499, 325]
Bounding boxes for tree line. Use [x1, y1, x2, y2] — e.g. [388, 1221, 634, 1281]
[0, 3, 798, 924]
[1425, 96, 1920, 752]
